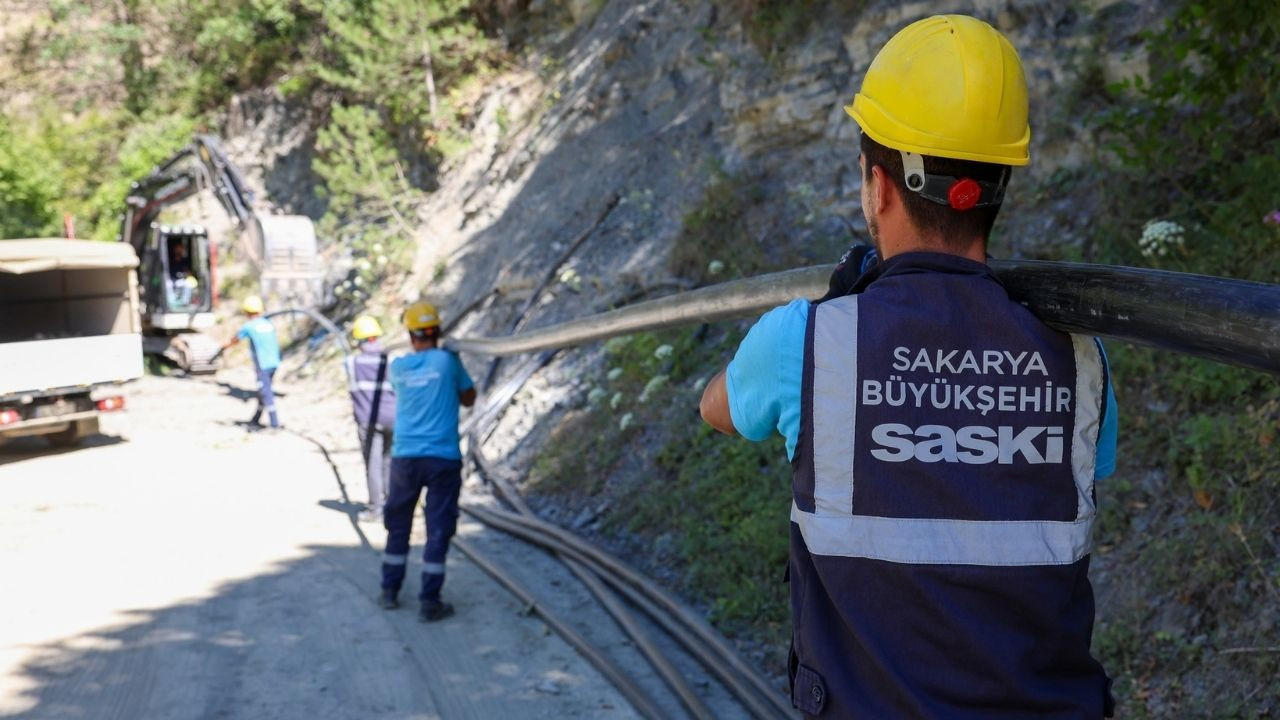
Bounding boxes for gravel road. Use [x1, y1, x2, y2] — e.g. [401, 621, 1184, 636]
[0, 370, 642, 719]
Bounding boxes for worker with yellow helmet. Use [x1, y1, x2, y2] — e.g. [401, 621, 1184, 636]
[345, 315, 396, 524]
[219, 295, 283, 429]
[700, 15, 1118, 717]
[376, 301, 476, 622]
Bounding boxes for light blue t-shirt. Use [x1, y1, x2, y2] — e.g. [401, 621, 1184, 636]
[389, 348, 474, 459]
[236, 317, 281, 371]
[726, 299, 1119, 478]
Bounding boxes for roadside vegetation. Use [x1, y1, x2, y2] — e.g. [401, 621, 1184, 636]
[0, 0, 500, 269]
[1080, 2, 1279, 714]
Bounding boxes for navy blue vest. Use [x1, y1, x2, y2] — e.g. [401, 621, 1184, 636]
[790, 253, 1111, 718]
[346, 342, 397, 429]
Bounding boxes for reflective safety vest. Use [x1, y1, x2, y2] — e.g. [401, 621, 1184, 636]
[345, 343, 396, 429]
[789, 253, 1112, 718]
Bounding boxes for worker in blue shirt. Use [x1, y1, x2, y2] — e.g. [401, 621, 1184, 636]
[378, 301, 476, 622]
[221, 295, 282, 429]
[701, 15, 1118, 719]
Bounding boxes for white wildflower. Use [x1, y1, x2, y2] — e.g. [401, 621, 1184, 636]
[559, 268, 582, 292]
[610, 392, 624, 409]
[357, 258, 372, 271]
[353, 276, 364, 286]
[377, 255, 388, 266]
[707, 259, 725, 275]
[372, 243, 384, 254]
[607, 367, 623, 382]
[587, 387, 608, 404]
[638, 374, 669, 403]
[653, 344, 674, 360]
[619, 413, 634, 431]
[1138, 220, 1185, 258]
[692, 376, 709, 392]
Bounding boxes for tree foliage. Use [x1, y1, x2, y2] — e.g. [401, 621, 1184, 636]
[0, 0, 500, 242]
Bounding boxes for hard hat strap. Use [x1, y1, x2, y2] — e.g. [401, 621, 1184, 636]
[900, 151, 1009, 211]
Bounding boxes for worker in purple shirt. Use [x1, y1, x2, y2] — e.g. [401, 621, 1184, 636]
[345, 315, 396, 524]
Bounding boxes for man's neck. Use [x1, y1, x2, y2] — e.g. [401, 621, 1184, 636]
[879, 235, 986, 264]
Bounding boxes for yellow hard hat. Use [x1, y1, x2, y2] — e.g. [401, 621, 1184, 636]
[352, 315, 383, 341]
[845, 15, 1030, 166]
[403, 301, 441, 331]
[241, 295, 264, 314]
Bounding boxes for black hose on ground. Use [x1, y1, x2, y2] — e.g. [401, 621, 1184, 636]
[463, 503, 794, 720]
[450, 536, 670, 720]
[471, 449, 716, 719]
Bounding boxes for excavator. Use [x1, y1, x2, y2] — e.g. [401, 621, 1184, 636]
[119, 134, 322, 372]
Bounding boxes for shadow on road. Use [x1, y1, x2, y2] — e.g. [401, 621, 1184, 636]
[0, 433, 127, 468]
[3, 545, 416, 719]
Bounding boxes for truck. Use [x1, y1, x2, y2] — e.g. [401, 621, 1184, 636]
[0, 239, 144, 446]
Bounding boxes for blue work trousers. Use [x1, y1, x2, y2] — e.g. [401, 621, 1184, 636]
[250, 367, 280, 428]
[381, 456, 463, 602]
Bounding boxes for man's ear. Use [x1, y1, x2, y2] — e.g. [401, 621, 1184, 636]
[869, 164, 894, 215]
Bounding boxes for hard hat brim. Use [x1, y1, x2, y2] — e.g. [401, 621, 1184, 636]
[846, 102, 1030, 167]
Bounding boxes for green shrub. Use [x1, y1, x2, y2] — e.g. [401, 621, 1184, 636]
[1084, 1, 1280, 712]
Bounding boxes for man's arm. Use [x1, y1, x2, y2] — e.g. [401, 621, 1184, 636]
[699, 370, 736, 435]
[459, 388, 477, 407]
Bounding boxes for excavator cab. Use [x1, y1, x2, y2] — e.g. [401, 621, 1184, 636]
[139, 224, 216, 325]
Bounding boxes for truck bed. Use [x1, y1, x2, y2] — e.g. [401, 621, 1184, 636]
[0, 334, 144, 398]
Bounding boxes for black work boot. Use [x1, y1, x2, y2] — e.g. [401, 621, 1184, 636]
[377, 588, 399, 610]
[418, 599, 454, 622]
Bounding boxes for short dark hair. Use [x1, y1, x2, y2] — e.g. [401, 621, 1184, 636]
[860, 133, 1008, 249]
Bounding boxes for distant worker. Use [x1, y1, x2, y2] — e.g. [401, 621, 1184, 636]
[221, 295, 282, 429]
[169, 240, 192, 277]
[378, 302, 476, 622]
[700, 15, 1119, 719]
[167, 241, 197, 307]
[345, 315, 396, 524]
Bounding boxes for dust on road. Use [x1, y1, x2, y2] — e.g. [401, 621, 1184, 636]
[0, 372, 637, 719]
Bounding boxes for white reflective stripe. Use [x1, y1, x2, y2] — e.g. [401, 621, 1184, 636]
[348, 380, 394, 392]
[382, 553, 408, 565]
[811, 296, 858, 516]
[1069, 335, 1104, 519]
[423, 562, 446, 574]
[792, 502, 1093, 566]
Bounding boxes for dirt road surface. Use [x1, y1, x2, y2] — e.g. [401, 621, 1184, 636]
[0, 372, 641, 719]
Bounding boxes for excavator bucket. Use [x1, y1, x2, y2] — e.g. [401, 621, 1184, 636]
[258, 215, 324, 309]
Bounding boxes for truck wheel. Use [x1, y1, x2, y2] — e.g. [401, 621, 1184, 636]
[45, 418, 99, 448]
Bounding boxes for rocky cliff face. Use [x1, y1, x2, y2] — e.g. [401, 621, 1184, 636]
[348, 0, 1158, 452]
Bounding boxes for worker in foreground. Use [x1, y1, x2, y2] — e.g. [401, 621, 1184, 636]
[345, 316, 397, 524]
[221, 295, 282, 429]
[378, 302, 476, 622]
[700, 15, 1118, 719]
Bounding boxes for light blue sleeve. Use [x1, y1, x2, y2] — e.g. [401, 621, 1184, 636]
[1094, 341, 1118, 480]
[388, 357, 405, 393]
[455, 353, 475, 392]
[725, 299, 809, 460]
[236, 324, 249, 340]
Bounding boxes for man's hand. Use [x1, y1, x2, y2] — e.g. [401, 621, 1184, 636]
[699, 370, 736, 435]
[818, 243, 877, 303]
